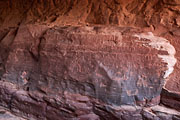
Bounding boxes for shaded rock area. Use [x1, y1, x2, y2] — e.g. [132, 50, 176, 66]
[161, 88, 180, 111]
[0, 81, 180, 120]
[0, 106, 25, 120]
[0, 0, 180, 120]
[0, 0, 180, 94]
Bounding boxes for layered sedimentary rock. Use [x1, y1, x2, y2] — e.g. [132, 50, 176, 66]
[0, 0, 180, 120]
[1, 25, 168, 106]
[0, 25, 179, 119]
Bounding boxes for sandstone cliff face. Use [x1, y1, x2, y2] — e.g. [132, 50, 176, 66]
[0, 0, 180, 120]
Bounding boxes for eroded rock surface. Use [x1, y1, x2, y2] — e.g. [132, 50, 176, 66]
[0, 25, 168, 106]
[0, 106, 25, 120]
[0, 0, 180, 119]
[1, 0, 180, 29]
[1, 0, 180, 94]
[0, 25, 179, 119]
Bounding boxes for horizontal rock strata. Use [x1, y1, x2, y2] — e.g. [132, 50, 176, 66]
[0, 81, 180, 120]
[1, 0, 180, 119]
[0, 25, 168, 106]
[0, 25, 178, 119]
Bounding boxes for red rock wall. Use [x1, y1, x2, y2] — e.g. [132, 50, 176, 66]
[0, 0, 180, 119]
[0, 25, 167, 105]
[1, 25, 178, 120]
[1, 0, 180, 28]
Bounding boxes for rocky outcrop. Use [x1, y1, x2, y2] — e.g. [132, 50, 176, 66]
[1, 0, 180, 29]
[0, 81, 180, 120]
[1, 0, 180, 119]
[1, 0, 180, 94]
[0, 25, 168, 106]
[0, 106, 25, 120]
[0, 24, 179, 119]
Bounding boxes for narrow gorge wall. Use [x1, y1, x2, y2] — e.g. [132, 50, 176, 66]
[0, 0, 180, 120]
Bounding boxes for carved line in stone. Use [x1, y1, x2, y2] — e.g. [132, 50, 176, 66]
[133, 32, 177, 80]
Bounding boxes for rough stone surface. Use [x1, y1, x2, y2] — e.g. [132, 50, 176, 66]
[0, 81, 180, 120]
[0, 106, 26, 120]
[1, 0, 180, 29]
[0, 0, 180, 120]
[0, 25, 168, 106]
[0, 24, 179, 119]
[0, 0, 180, 94]
[161, 88, 180, 111]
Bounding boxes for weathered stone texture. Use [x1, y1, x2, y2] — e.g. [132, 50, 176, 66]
[1, 0, 180, 28]
[0, 0, 180, 119]
[0, 25, 178, 119]
[0, 25, 167, 106]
